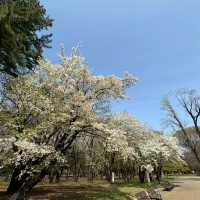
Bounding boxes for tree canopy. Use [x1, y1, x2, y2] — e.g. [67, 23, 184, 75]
[0, 48, 137, 199]
[0, 0, 52, 76]
[0, 48, 184, 199]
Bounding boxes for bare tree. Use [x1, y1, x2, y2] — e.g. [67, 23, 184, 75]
[162, 89, 200, 165]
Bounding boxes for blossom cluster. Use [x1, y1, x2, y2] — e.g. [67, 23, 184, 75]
[0, 48, 137, 177]
[104, 112, 184, 166]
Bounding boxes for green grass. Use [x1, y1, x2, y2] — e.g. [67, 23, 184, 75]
[62, 189, 127, 200]
[60, 178, 164, 200]
[69, 176, 176, 200]
[0, 176, 176, 200]
[114, 178, 162, 197]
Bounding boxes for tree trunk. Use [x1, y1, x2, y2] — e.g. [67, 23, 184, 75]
[48, 170, 54, 184]
[7, 167, 27, 195]
[108, 153, 115, 183]
[156, 166, 162, 183]
[55, 169, 61, 183]
[111, 172, 115, 183]
[139, 166, 146, 183]
[146, 171, 150, 185]
[7, 167, 48, 200]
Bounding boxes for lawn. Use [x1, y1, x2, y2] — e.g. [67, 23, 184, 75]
[0, 177, 173, 200]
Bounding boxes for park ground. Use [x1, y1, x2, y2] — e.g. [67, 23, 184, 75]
[0, 176, 199, 200]
[0, 177, 160, 200]
[161, 176, 200, 200]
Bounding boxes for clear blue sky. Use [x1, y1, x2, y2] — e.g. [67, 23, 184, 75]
[40, 0, 200, 131]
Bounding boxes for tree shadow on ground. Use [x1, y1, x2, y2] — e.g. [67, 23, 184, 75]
[0, 191, 8, 200]
[29, 185, 127, 200]
[0, 186, 129, 200]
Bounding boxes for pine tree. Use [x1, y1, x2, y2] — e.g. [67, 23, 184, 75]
[0, 0, 53, 76]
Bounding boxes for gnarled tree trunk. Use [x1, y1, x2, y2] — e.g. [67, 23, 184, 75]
[8, 167, 48, 200]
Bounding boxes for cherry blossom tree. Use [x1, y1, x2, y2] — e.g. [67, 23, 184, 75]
[103, 112, 184, 183]
[0, 48, 136, 200]
[139, 133, 183, 182]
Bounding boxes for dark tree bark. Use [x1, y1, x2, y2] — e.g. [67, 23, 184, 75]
[7, 130, 81, 199]
[9, 168, 48, 200]
[155, 166, 162, 183]
[138, 166, 146, 183]
[7, 168, 23, 195]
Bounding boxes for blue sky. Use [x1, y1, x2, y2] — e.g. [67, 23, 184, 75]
[40, 0, 200, 131]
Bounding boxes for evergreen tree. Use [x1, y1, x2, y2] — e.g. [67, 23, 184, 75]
[0, 0, 53, 76]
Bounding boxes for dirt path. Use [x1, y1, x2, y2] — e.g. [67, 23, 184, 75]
[161, 176, 200, 200]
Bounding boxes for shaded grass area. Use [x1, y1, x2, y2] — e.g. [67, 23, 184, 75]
[0, 176, 175, 200]
[58, 188, 127, 200]
[30, 179, 130, 200]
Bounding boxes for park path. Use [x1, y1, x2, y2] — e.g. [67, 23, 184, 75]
[161, 176, 200, 200]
